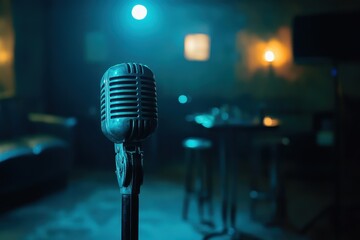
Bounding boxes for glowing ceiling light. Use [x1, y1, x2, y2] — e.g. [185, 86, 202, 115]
[132, 4, 147, 20]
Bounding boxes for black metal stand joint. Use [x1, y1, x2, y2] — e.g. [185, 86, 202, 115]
[115, 143, 144, 240]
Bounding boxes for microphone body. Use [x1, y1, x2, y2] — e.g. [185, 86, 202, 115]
[100, 63, 158, 240]
[100, 63, 158, 143]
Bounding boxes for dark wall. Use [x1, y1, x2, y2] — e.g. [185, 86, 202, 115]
[44, 0, 243, 114]
[11, 0, 47, 110]
[40, 0, 246, 169]
[10, 0, 360, 170]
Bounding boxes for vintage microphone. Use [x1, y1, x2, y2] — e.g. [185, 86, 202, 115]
[100, 63, 158, 240]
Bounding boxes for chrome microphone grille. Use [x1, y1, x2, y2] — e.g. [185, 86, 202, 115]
[101, 63, 158, 143]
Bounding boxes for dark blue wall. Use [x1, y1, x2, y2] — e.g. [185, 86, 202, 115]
[11, 0, 360, 170]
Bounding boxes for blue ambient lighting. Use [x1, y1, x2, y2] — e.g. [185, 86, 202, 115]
[178, 95, 188, 104]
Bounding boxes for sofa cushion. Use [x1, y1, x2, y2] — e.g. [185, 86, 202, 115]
[0, 140, 36, 194]
[20, 134, 68, 155]
[0, 141, 33, 163]
[20, 134, 72, 179]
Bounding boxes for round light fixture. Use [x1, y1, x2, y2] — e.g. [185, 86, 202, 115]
[131, 4, 147, 20]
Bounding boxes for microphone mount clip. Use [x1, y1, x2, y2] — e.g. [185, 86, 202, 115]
[115, 143, 144, 195]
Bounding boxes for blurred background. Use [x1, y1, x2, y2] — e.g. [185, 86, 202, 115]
[1, 0, 360, 239]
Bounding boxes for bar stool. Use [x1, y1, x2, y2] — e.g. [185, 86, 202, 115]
[182, 137, 214, 227]
[249, 136, 289, 226]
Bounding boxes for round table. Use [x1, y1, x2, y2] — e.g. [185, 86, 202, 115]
[200, 120, 279, 240]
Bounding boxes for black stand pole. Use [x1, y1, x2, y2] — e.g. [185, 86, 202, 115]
[122, 194, 139, 239]
[115, 143, 143, 240]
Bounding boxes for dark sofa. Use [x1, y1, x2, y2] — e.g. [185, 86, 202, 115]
[0, 98, 77, 211]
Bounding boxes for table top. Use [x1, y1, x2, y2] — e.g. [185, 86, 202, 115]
[186, 112, 280, 130]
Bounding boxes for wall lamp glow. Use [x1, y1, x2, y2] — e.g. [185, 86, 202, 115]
[132, 4, 147, 20]
[0, 38, 11, 65]
[264, 50, 275, 63]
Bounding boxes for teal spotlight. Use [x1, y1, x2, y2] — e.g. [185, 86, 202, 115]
[178, 95, 188, 104]
[132, 4, 147, 20]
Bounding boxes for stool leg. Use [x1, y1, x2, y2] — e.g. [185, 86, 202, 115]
[206, 153, 214, 220]
[200, 152, 214, 227]
[183, 149, 193, 220]
[182, 146, 214, 226]
[196, 150, 205, 222]
[269, 143, 287, 226]
[249, 142, 262, 220]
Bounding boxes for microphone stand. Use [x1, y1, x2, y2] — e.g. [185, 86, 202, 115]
[115, 143, 144, 240]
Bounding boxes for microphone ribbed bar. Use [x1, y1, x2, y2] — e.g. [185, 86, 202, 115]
[141, 86, 155, 92]
[100, 83, 106, 121]
[110, 102, 137, 108]
[125, 119, 157, 140]
[110, 97, 137, 101]
[140, 77, 156, 119]
[125, 63, 144, 75]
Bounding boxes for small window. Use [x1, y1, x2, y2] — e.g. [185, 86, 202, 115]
[184, 34, 210, 61]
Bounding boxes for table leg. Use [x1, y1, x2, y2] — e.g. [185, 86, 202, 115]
[266, 144, 287, 227]
[230, 131, 238, 230]
[204, 131, 229, 239]
[204, 131, 260, 240]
